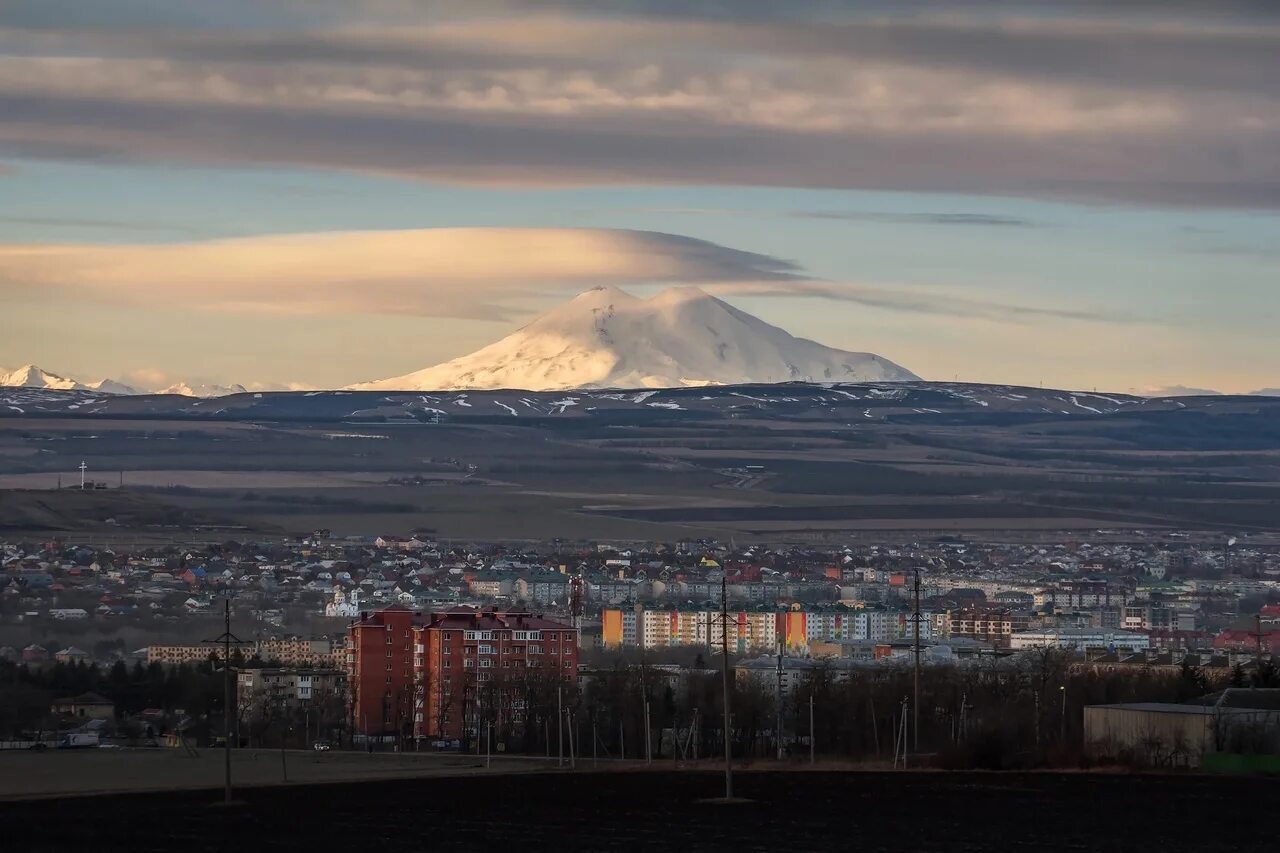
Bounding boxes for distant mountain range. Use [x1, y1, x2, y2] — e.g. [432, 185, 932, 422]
[0, 365, 246, 398]
[347, 285, 918, 391]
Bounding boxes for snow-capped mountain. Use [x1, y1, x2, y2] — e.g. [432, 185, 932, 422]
[0, 364, 246, 396]
[349, 285, 919, 391]
[0, 365, 92, 391]
[157, 382, 248, 397]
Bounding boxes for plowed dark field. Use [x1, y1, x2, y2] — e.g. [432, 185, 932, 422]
[4, 769, 1276, 852]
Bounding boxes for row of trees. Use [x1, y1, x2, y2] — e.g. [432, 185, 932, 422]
[570, 650, 1278, 769]
[8, 651, 1277, 766]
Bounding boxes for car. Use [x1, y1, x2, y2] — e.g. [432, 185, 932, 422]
[312, 741, 332, 751]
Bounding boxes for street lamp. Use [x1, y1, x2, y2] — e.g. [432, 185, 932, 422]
[1059, 685, 1067, 743]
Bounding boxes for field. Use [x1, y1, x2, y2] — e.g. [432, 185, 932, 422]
[1, 762, 1276, 852]
[2, 381, 1280, 542]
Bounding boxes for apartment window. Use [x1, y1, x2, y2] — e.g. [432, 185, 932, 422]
[480, 659, 493, 668]
[386, 649, 393, 658]
[529, 645, 543, 654]
[443, 659, 451, 668]
[386, 633, 393, 644]
[479, 644, 495, 655]
[463, 659, 475, 668]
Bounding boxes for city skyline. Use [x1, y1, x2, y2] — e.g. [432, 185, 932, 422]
[2, 1, 1279, 393]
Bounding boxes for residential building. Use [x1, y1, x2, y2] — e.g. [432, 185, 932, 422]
[949, 608, 1030, 647]
[52, 691, 116, 720]
[146, 644, 214, 666]
[237, 667, 345, 710]
[348, 606, 579, 742]
[255, 636, 338, 667]
[1009, 628, 1150, 653]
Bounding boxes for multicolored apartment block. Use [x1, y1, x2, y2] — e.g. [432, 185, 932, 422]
[601, 604, 942, 653]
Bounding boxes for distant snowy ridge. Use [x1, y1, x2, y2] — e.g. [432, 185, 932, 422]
[0, 364, 245, 397]
[157, 381, 249, 397]
[348, 285, 919, 392]
[0, 365, 99, 392]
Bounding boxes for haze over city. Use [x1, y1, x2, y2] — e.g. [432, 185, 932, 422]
[2, 1, 1278, 394]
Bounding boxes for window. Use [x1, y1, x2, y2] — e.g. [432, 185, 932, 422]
[463, 659, 475, 668]
[443, 659, 451, 668]
[529, 645, 543, 654]
[480, 659, 492, 668]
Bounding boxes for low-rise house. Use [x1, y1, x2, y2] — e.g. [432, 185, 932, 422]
[52, 691, 116, 720]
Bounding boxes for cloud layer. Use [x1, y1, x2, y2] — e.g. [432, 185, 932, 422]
[0, 227, 803, 321]
[1, 5, 1278, 206]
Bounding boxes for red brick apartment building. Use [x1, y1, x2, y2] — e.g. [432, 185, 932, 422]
[349, 606, 579, 743]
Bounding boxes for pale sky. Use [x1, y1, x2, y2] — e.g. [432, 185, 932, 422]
[1, 1, 1278, 393]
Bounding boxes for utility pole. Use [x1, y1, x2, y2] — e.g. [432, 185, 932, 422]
[202, 596, 249, 806]
[809, 693, 815, 765]
[719, 573, 734, 799]
[775, 638, 785, 760]
[644, 696, 652, 765]
[557, 686, 564, 768]
[912, 568, 922, 753]
[1059, 685, 1067, 743]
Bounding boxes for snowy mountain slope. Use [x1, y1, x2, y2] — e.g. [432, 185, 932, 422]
[89, 378, 143, 395]
[0, 364, 246, 396]
[157, 382, 249, 397]
[349, 285, 919, 391]
[0, 365, 92, 391]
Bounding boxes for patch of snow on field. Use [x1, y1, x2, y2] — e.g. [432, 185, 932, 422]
[647, 402, 684, 410]
[631, 391, 660, 403]
[1069, 395, 1103, 414]
[550, 397, 579, 414]
[494, 402, 519, 417]
[325, 433, 389, 440]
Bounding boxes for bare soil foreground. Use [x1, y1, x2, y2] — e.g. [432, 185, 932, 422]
[2, 765, 1277, 853]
